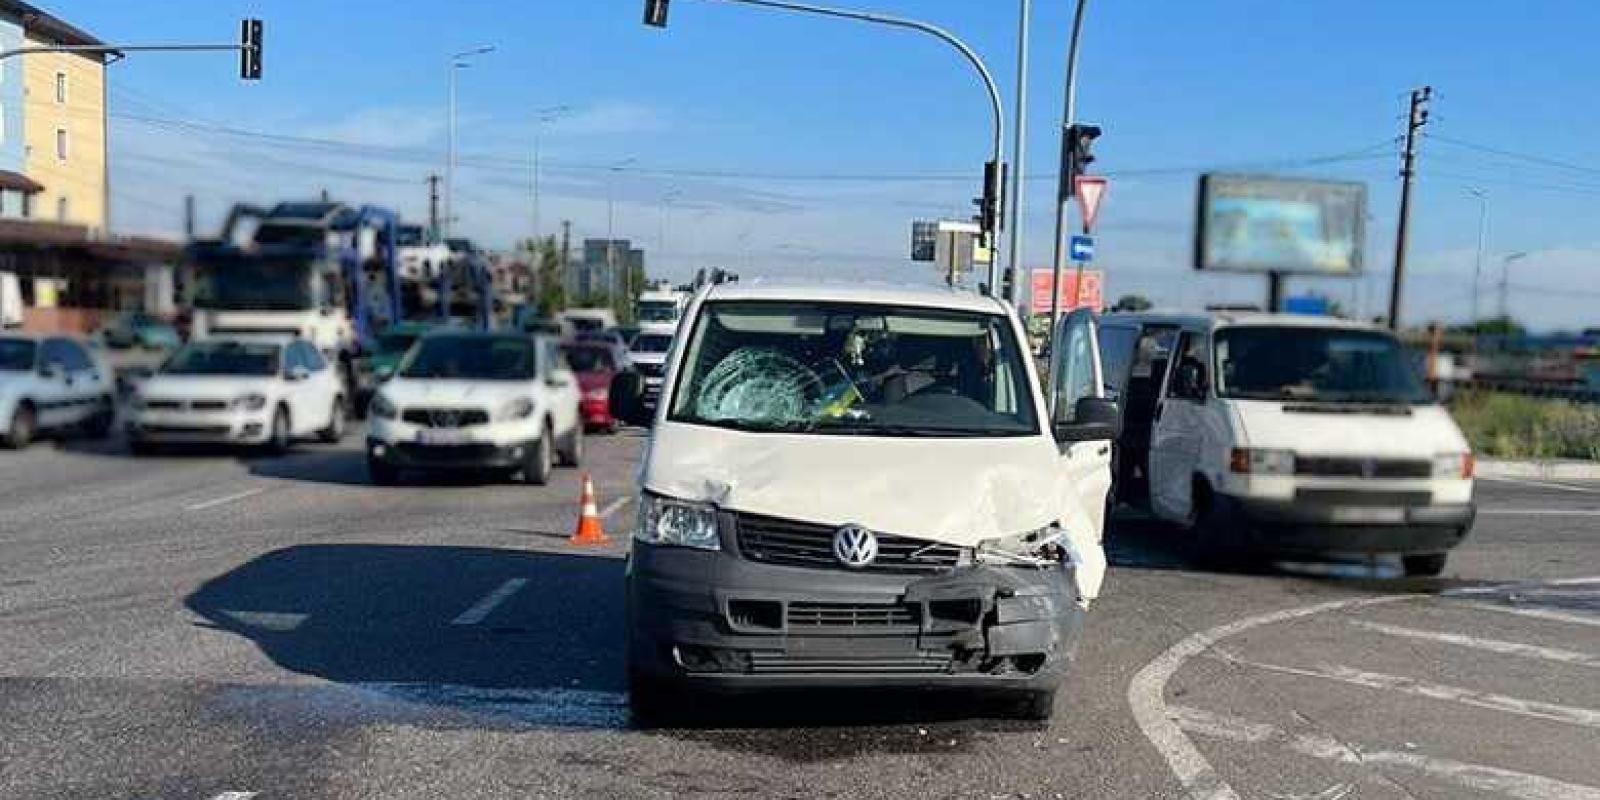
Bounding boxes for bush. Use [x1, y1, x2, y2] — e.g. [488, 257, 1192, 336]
[1450, 391, 1600, 461]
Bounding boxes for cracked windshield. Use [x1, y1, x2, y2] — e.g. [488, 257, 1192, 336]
[2, 1, 1596, 799]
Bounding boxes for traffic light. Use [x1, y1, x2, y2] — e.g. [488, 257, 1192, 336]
[643, 0, 671, 27]
[239, 18, 263, 80]
[1062, 123, 1101, 197]
[974, 160, 1004, 239]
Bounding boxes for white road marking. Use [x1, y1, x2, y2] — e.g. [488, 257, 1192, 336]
[449, 578, 528, 626]
[599, 496, 630, 520]
[1462, 601, 1600, 629]
[1220, 657, 1600, 730]
[1478, 508, 1600, 517]
[1126, 595, 1414, 800]
[1480, 476, 1600, 494]
[1445, 576, 1600, 596]
[1350, 619, 1600, 668]
[1171, 705, 1600, 800]
[185, 487, 268, 511]
[210, 793, 259, 800]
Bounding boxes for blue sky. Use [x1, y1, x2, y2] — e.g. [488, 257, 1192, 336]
[69, 0, 1600, 329]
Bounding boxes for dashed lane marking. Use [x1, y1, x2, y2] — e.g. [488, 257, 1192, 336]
[449, 578, 528, 626]
[1350, 619, 1600, 668]
[210, 793, 259, 800]
[1170, 705, 1600, 800]
[185, 487, 268, 511]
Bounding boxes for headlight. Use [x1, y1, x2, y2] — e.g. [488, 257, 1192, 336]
[975, 525, 1065, 568]
[635, 493, 721, 551]
[370, 393, 398, 420]
[498, 397, 535, 421]
[1229, 447, 1295, 475]
[234, 393, 268, 411]
[1433, 451, 1474, 479]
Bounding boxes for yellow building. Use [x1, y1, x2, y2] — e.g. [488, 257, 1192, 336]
[17, 8, 107, 232]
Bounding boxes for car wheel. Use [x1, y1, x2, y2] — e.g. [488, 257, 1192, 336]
[1402, 552, 1448, 577]
[556, 423, 583, 468]
[1183, 481, 1251, 571]
[522, 424, 553, 485]
[318, 396, 347, 443]
[130, 439, 161, 457]
[83, 396, 115, 439]
[3, 402, 35, 449]
[368, 456, 399, 486]
[628, 670, 691, 728]
[264, 406, 292, 455]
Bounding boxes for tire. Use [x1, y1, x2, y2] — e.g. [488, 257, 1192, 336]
[318, 396, 347, 443]
[556, 423, 583, 468]
[1183, 480, 1250, 571]
[83, 396, 115, 439]
[264, 406, 292, 455]
[1403, 553, 1448, 577]
[2, 402, 35, 449]
[522, 424, 553, 485]
[368, 456, 399, 486]
[129, 439, 161, 457]
[628, 671, 689, 728]
[1011, 689, 1058, 722]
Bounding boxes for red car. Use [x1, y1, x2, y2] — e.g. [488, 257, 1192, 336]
[562, 342, 623, 433]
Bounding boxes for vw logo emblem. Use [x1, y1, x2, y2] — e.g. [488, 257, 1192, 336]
[832, 525, 879, 568]
[431, 410, 460, 428]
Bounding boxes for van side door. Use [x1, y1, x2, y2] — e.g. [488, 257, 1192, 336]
[1051, 308, 1114, 536]
[1149, 329, 1211, 522]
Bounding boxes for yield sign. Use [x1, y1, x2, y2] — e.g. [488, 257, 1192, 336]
[1074, 176, 1108, 233]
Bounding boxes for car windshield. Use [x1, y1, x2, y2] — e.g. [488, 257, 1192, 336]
[396, 226, 425, 247]
[162, 342, 280, 376]
[0, 338, 36, 371]
[377, 332, 421, 354]
[668, 301, 1039, 436]
[400, 335, 537, 380]
[631, 333, 673, 355]
[637, 301, 678, 323]
[195, 255, 317, 311]
[1216, 326, 1431, 404]
[563, 346, 615, 373]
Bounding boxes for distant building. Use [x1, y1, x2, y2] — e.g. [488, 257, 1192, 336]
[568, 238, 644, 300]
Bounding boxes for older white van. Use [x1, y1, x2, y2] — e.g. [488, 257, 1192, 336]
[610, 282, 1116, 722]
[1097, 311, 1475, 576]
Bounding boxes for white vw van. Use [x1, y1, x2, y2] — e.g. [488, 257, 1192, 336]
[1097, 310, 1475, 576]
[610, 282, 1115, 722]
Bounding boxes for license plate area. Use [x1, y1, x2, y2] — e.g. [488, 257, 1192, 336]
[417, 429, 474, 445]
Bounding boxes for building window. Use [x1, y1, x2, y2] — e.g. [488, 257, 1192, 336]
[56, 196, 68, 222]
[55, 128, 66, 160]
[54, 71, 66, 104]
[21, 192, 30, 219]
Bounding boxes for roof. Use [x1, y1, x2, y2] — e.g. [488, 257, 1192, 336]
[2, 1, 106, 48]
[1101, 308, 1383, 333]
[0, 170, 43, 194]
[702, 279, 1011, 315]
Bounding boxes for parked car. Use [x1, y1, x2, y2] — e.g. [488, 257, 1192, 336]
[101, 312, 182, 351]
[609, 281, 1114, 723]
[127, 337, 347, 454]
[352, 321, 440, 412]
[562, 341, 624, 433]
[627, 324, 676, 410]
[1095, 310, 1475, 576]
[0, 334, 115, 448]
[365, 331, 583, 485]
[559, 308, 618, 334]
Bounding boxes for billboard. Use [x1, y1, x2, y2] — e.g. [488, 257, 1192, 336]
[1195, 174, 1366, 275]
[1030, 269, 1103, 315]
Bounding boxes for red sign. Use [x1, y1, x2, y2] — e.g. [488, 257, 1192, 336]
[1075, 176, 1108, 232]
[1029, 269, 1104, 315]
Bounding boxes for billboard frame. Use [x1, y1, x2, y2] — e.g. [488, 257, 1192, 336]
[1193, 173, 1368, 277]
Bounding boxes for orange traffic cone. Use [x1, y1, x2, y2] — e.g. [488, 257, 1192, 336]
[571, 473, 609, 545]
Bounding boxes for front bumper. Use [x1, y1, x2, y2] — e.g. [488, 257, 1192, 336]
[366, 436, 534, 470]
[127, 409, 271, 444]
[628, 541, 1084, 694]
[1219, 493, 1475, 556]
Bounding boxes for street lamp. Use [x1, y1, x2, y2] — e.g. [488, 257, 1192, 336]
[445, 44, 495, 239]
[1046, 0, 1091, 389]
[531, 104, 574, 243]
[1499, 251, 1527, 323]
[642, 0, 1007, 297]
[1468, 188, 1487, 324]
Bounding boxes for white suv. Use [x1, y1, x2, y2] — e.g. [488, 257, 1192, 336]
[365, 331, 582, 485]
[128, 338, 347, 453]
[1, 334, 116, 448]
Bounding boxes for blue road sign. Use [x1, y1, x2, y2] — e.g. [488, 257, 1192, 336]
[1070, 235, 1095, 262]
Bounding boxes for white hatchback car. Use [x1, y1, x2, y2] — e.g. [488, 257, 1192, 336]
[365, 331, 582, 485]
[1, 333, 116, 448]
[128, 338, 347, 453]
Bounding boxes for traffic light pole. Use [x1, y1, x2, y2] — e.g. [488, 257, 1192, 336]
[1046, 0, 1089, 390]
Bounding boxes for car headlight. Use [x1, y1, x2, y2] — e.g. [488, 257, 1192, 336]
[1433, 451, 1474, 479]
[370, 393, 398, 420]
[635, 493, 721, 551]
[498, 397, 535, 421]
[1229, 447, 1295, 476]
[234, 393, 268, 411]
[975, 524, 1065, 568]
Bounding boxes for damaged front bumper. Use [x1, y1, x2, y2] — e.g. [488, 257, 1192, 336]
[627, 541, 1085, 693]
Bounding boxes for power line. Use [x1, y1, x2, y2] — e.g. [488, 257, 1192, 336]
[1429, 134, 1600, 179]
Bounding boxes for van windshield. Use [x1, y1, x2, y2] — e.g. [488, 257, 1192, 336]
[1216, 326, 1431, 404]
[668, 301, 1038, 437]
[0, 338, 36, 371]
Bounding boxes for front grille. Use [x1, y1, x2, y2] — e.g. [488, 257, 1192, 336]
[140, 424, 230, 435]
[748, 652, 952, 675]
[394, 443, 501, 464]
[1296, 488, 1433, 506]
[402, 408, 490, 428]
[1295, 456, 1431, 479]
[787, 601, 921, 629]
[142, 400, 182, 411]
[190, 400, 229, 412]
[734, 512, 963, 575]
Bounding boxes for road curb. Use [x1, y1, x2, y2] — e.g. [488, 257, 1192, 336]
[1478, 458, 1600, 481]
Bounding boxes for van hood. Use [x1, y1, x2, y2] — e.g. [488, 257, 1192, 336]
[378, 378, 532, 410]
[641, 422, 1075, 547]
[1232, 399, 1469, 456]
[141, 375, 278, 400]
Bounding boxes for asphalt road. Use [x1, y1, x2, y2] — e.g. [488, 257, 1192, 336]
[1, 428, 1596, 800]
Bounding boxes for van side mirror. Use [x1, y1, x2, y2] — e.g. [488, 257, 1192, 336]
[1174, 358, 1208, 402]
[610, 371, 652, 427]
[1054, 396, 1121, 443]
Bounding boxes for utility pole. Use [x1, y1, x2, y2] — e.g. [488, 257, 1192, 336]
[183, 194, 196, 239]
[1388, 85, 1431, 330]
[1046, 0, 1089, 376]
[560, 220, 572, 299]
[1003, 0, 1032, 304]
[426, 174, 442, 238]
[1499, 251, 1526, 323]
[1469, 187, 1487, 324]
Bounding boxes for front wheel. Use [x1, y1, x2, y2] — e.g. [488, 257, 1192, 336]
[1403, 553, 1448, 577]
[2, 403, 35, 449]
[264, 406, 292, 455]
[318, 397, 347, 443]
[83, 396, 115, 439]
[521, 426, 553, 485]
[368, 456, 399, 486]
[556, 423, 583, 468]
